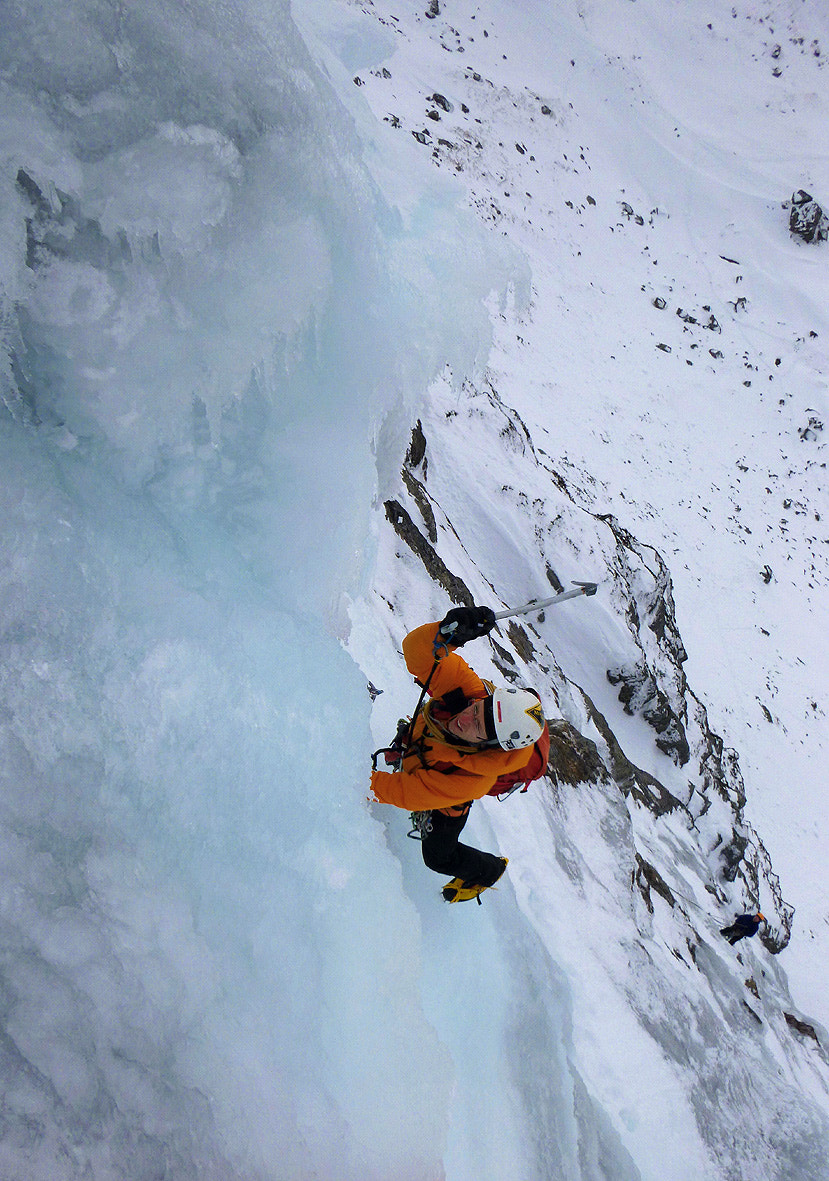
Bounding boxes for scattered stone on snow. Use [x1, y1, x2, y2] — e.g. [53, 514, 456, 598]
[799, 415, 824, 441]
[787, 190, 829, 243]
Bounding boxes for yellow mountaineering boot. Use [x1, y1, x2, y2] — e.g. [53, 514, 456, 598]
[442, 858, 509, 904]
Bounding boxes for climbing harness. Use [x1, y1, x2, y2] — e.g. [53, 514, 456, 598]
[407, 811, 434, 840]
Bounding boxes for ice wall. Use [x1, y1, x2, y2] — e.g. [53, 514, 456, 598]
[0, 2, 518, 1177]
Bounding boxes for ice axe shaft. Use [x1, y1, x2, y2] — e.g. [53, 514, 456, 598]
[493, 581, 598, 621]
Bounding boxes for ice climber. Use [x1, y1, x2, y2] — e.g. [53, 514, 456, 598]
[720, 912, 766, 945]
[370, 606, 546, 904]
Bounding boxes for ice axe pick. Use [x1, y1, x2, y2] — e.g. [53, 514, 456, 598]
[492, 580, 598, 622]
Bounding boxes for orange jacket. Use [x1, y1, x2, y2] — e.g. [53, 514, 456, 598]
[370, 621, 533, 812]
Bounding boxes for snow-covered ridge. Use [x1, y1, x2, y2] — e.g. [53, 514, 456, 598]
[365, 365, 827, 1175]
[385, 390, 798, 940]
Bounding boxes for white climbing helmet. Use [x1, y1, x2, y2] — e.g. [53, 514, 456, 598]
[488, 688, 545, 750]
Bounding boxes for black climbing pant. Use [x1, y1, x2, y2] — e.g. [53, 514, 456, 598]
[720, 923, 755, 945]
[420, 804, 504, 886]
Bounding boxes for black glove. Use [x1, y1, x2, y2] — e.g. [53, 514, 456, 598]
[437, 605, 496, 646]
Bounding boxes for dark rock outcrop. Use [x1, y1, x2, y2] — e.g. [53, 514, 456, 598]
[784, 1013, 821, 1045]
[607, 661, 691, 766]
[634, 853, 676, 913]
[406, 419, 428, 470]
[578, 689, 683, 816]
[383, 499, 473, 604]
[546, 719, 609, 787]
[788, 190, 829, 243]
[402, 469, 437, 542]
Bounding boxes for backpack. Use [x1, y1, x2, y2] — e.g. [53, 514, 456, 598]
[487, 721, 550, 799]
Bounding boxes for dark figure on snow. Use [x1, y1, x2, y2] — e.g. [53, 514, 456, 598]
[370, 606, 545, 903]
[720, 912, 765, 945]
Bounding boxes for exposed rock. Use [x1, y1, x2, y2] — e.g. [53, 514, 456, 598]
[716, 827, 747, 882]
[598, 512, 687, 672]
[743, 831, 795, 952]
[383, 500, 473, 604]
[798, 414, 824, 441]
[406, 419, 428, 470]
[579, 689, 683, 815]
[490, 641, 518, 678]
[400, 421, 438, 540]
[546, 718, 609, 787]
[607, 661, 691, 765]
[788, 190, 829, 243]
[784, 1012, 821, 1045]
[596, 512, 692, 768]
[634, 853, 676, 913]
[505, 620, 536, 664]
[694, 705, 746, 811]
[627, 766, 683, 816]
[647, 589, 687, 664]
[401, 469, 437, 542]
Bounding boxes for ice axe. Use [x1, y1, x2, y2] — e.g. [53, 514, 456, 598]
[493, 580, 598, 622]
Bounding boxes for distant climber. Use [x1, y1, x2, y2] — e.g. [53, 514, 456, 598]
[720, 912, 766, 945]
[370, 606, 546, 903]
